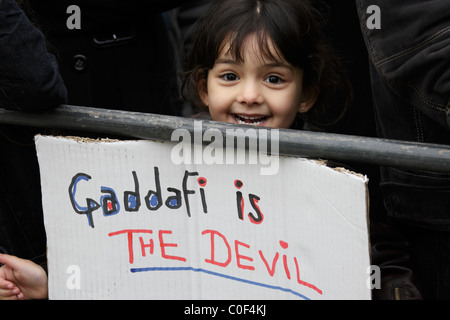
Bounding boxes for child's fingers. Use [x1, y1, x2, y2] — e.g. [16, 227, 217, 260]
[0, 253, 22, 269]
[0, 293, 22, 300]
[0, 254, 25, 300]
[0, 282, 21, 300]
[0, 291, 18, 300]
[0, 277, 13, 289]
[0, 253, 10, 265]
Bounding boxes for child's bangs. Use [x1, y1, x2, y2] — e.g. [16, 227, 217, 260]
[220, 28, 287, 65]
[211, 1, 307, 67]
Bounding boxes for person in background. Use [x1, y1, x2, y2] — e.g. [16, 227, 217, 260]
[0, 0, 67, 280]
[357, 0, 450, 299]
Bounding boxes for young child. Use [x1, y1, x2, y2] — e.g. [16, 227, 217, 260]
[0, 0, 352, 300]
[182, 0, 351, 130]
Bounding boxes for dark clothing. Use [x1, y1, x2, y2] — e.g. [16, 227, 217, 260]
[0, 0, 67, 267]
[0, 0, 204, 269]
[357, 0, 450, 299]
[0, 125, 50, 267]
[0, 0, 67, 110]
[27, 0, 192, 115]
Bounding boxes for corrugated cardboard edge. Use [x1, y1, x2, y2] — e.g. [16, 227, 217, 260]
[35, 135, 367, 177]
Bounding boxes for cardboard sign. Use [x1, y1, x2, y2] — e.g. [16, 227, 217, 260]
[35, 135, 370, 300]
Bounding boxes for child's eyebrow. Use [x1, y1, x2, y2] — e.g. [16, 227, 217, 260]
[264, 62, 294, 70]
[215, 58, 293, 70]
[215, 58, 239, 65]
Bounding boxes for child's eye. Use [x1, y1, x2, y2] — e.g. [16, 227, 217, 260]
[265, 75, 284, 84]
[220, 73, 239, 81]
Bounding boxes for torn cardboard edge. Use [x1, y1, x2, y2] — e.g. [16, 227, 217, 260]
[35, 134, 369, 181]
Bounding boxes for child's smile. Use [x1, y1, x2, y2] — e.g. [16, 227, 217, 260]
[233, 113, 269, 126]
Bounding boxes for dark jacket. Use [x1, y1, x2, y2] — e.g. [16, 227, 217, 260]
[26, 0, 198, 115]
[357, 0, 450, 231]
[0, 0, 67, 267]
[0, 0, 67, 111]
[357, 0, 450, 300]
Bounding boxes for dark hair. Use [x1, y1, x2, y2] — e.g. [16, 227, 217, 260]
[182, 0, 352, 128]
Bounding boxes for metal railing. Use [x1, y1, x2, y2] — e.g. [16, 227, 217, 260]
[1, 104, 450, 172]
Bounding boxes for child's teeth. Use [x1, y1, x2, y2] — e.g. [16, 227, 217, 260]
[235, 114, 267, 125]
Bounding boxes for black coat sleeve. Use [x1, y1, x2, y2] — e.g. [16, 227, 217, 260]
[0, 0, 67, 111]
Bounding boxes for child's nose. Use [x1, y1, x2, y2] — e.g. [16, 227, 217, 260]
[237, 80, 264, 105]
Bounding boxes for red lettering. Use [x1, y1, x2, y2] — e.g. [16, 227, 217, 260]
[109, 228, 323, 297]
[280, 241, 291, 280]
[139, 236, 154, 257]
[294, 257, 323, 295]
[283, 254, 291, 279]
[108, 229, 153, 264]
[158, 230, 186, 262]
[235, 240, 255, 271]
[258, 250, 279, 276]
[202, 229, 231, 267]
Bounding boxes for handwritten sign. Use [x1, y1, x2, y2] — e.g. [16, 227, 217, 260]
[35, 135, 371, 300]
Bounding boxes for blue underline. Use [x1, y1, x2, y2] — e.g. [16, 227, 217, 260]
[130, 266, 310, 300]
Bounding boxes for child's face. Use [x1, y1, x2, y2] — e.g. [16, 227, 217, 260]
[198, 34, 316, 129]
